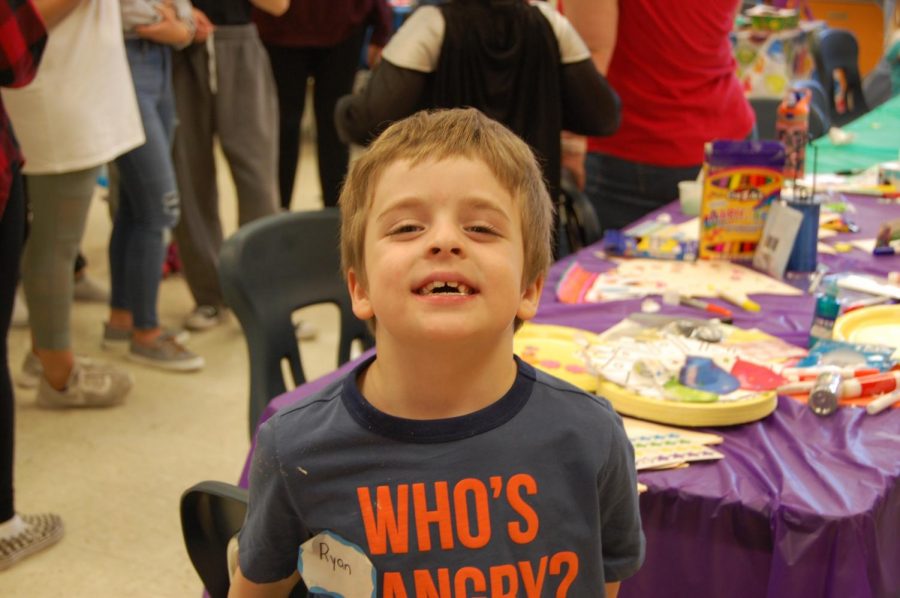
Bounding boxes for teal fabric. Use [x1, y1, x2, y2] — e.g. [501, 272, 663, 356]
[808, 93, 900, 174]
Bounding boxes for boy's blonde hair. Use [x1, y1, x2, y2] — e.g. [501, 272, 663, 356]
[339, 108, 554, 291]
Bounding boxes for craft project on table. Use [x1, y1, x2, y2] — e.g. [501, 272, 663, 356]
[512, 323, 731, 468]
[622, 417, 724, 471]
[514, 321, 786, 427]
[556, 258, 801, 304]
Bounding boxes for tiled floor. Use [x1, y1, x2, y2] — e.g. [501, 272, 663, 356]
[3, 125, 341, 595]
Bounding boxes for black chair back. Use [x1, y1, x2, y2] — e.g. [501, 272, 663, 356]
[811, 28, 869, 126]
[180, 481, 307, 597]
[558, 169, 602, 257]
[219, 209, 374, 437]
[180, 481, 248, 598]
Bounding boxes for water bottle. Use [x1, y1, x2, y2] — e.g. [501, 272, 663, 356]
[776, 88, 811, 181]
[807, 279, 840, 348]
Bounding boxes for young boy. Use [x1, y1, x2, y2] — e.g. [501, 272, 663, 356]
[231, 108, 644, 598]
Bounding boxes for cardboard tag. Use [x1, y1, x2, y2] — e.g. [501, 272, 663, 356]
[298, 531, 376, 598]
[753, 201, 803, 278]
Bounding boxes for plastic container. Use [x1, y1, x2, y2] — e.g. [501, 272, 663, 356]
[776, 88, 811, 181]
[678, 180, 702, 216]
[808, 280, 841, 348]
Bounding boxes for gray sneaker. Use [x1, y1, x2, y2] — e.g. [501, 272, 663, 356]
[101, 323, 189, 353]
[128, 335, 204, 372]
[36, 362, 132, 409]
[0, 513, 64, 571]
[184, 305, 227, 331]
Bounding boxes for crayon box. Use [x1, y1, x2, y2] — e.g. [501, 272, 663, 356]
[699, 140, 786, 261]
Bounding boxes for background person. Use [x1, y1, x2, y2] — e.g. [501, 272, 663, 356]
[567, 0, 754, 231]
[171, 0, 288, 333]
[2, 0, 144, 407]
[253, 0, 393, 210]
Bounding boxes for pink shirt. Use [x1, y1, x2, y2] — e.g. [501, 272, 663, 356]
[589, 0, 754, 166]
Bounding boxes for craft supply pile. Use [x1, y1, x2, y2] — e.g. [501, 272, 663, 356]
[523, 132, 899, 471]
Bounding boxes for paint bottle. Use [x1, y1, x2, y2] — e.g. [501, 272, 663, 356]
[807, 279, 840, 348]
[809, 370, 842, 416]
[776, 88, 811, 181]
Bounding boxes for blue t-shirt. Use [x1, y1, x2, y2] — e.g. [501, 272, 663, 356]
[239, 355, 645, 596]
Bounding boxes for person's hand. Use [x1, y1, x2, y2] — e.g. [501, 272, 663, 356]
[192, 8, 214, 43]
[366, 44, 384, 69]
[561, 132, 588, 191]
[134, 2, 193, 47]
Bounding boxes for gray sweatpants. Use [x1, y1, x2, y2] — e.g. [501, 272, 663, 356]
[171, 24, 278, 308]
[23, 167, 101, 350]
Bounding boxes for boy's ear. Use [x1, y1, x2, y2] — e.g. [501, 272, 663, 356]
[347, 268, 374, 321]
[516, 275, 544, 322]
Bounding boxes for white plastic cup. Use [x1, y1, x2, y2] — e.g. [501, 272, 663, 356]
[678, 180, 702, 216]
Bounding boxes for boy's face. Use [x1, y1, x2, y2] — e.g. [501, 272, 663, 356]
[348, 157, 543, 344]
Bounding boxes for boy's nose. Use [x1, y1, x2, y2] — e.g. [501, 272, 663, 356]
[428, 222, 463, 256]
[430, 246, 462, 255]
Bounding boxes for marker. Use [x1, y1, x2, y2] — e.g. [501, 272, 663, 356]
[777, 380, 817, 394]
[842, 296, 893, 313]
[662, 291, 733, 319]
[777, 368, 890, 393]
[718, 290, 761, 312]
[780, 366, 880, 381]
[866, 389, 900, 415]
[840, 371, 900, 399]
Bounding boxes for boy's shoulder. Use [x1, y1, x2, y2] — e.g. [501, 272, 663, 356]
[519, 358, 624, 429]
[262, 371, 350, 437]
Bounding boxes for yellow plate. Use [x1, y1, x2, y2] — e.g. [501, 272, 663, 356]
[515, 322, 599, 344]
[516, 323, 778, 424]
[514, 324, 600, 392]
[596, 381, 777, 427]
[833, 305, 900, 352]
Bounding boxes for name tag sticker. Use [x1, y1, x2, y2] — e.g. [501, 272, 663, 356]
[297, 531, 376, 598]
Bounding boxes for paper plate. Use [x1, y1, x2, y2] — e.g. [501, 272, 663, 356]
[832, 305, 900, 353]
[514, 324, 600, 392]
[596, 381, 777, 427]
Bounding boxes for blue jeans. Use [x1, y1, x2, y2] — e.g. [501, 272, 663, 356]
[584, 152, 701, 232]
[110, 40, 180, 330]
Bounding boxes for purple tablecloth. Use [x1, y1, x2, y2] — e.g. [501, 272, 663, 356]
[240, 198, 900, 598]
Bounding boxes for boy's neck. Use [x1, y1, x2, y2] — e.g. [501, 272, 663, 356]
[358, 336, 519, 420]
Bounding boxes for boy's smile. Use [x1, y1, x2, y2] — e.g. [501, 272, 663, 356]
[348, 157, 542, 346]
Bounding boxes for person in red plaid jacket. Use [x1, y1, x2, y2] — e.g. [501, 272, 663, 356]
[0, 0, 68, 571]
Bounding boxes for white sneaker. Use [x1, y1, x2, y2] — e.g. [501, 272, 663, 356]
[0, 513, 64, 571]
[18, 353, 106, 389]
[17, 352, 43, 389]
[11, 289, 28, 328]
[73, 274, 110, 303]
[35, 362, 133, 409]
[295, 320, 319, 341]
[184, 305, 227, 331]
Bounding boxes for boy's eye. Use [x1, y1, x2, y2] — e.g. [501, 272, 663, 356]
[467, 224, 499, 236]
[387, 223, 421, 236]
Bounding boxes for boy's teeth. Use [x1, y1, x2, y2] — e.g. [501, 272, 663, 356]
[419, 281, 472, 295]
